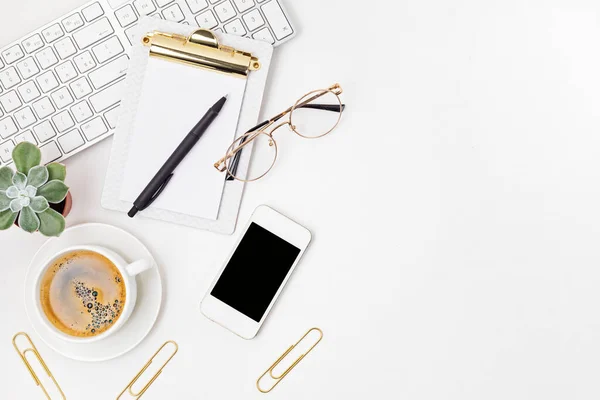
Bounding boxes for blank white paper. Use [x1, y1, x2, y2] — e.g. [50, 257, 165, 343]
[119, 57, 247, 220]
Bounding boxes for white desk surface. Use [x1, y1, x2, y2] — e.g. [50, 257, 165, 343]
[2, 0, 600, 398]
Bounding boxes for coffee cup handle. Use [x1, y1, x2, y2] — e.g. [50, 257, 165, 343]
[125, 259, 153, 276]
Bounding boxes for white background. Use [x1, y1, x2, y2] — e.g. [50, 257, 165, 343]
[2, 0, 600, 398]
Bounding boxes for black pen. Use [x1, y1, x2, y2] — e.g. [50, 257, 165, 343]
[128, 96, 227, 217]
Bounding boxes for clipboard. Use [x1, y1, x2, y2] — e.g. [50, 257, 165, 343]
[102, 19, 273, 234]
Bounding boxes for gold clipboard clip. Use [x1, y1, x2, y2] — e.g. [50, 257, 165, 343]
[117, 340, 178, 400]
[12, 332, 66, 400]
[256, 328, 323, 393]
[142, 29, 260, 78]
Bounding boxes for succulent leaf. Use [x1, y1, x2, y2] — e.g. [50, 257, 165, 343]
[27, 165, 49, 188]
[5, 186, 18, 199]
[19, 206, 40, 233]
[12, 142, 41, 175]
[38, 208, 65, 237]
[25, 185, 37, 197]
[0, 209, 17, 230]
[12, 171, 27, 190]
[37, 180, 69, 204]
[10, 198, 23, 213]
[0, 167, 13, 190]
[29, 196, 49, 213]
[0, 191, 11, 212]
[46, 163, 66, 182]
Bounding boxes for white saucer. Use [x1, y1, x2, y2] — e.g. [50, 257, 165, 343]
[24, 222, 162, 362]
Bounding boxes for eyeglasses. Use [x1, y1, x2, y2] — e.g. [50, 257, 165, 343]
[214, 83, 345, 182]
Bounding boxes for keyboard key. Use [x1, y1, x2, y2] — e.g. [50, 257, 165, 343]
[58, 129, 84, 153]
[14, 107, 37, 129]
[186, 0, 208, 13]
[261, 1, 292, 40]
[73, 51, 96, 73]
[36, 71, 59, 93]
[89, 55, 128, 89]
[89, 79, 124, 112]
[62, 13, 85, 33]
[196, 10, 218, 28]
[35, 47, 59, 69]
[33, 120, 57, 142]
[163, 4, 185, 21]
[2, 45, 25, 64]
[233, 0, 254, 13]
[22, 34, 44, 54]
[134, 0, 157, 16]
[0, 91, 22, 113]
[81, 116, 108, 140]
[0, 67, 21, 89]
[242, 9, 264, 31]
[71, 101, 93, 122]
[82, 2, 104, 22]
[0, 140, 15, 162]
[124, 28, 138, 45]
[215, 0, 236, 22]
[55, 61, 77, 83]
[51, 87, 74, 109]
[54, 37, 77, 59]
[73, 18, 114, 49]
[115, 5, 138, 27]
[104, 106, 120, 128]
[92, 37, 124, 63]
[70, 77, 92, 99]
[18, 81, 41, 103]
[252, 27, 274, 44]
[16, 57, 40, 79]
[14, 130, 37, 145]
[225, 19, 246, 36]
[0, 117, 18, 139]
[52, 110, 75, 132]
[40, 141, 62, 163]
[156, 0, 174, 6]
[41, 24, 65, 44]
[32, 97, 55, 119]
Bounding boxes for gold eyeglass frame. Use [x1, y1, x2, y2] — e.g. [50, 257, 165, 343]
[214, 83, 344, 182]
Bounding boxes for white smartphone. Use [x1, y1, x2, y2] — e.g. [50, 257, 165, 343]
[200, 205, 312, 339]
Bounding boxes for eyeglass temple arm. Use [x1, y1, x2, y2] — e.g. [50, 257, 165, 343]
[296, 103, 346, 112]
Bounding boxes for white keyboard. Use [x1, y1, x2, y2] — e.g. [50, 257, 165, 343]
[0, 0, 295, 167]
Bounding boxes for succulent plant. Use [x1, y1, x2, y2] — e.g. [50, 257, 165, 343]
[0, 142, 69, 236]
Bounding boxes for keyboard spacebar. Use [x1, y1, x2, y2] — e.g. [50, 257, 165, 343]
[89, 80, 125, 113]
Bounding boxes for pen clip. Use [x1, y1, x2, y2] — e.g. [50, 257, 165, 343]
[140, 173, 174, 210]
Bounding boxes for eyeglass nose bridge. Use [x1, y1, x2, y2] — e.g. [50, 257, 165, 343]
[266, 121, 293, 136]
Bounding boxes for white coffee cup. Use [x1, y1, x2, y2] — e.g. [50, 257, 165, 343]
[33, 245, 153, 343]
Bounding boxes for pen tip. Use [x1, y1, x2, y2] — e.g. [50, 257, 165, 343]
[213, 96, 227, 112]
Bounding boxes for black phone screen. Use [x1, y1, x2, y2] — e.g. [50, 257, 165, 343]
[210, 222, 301, 322]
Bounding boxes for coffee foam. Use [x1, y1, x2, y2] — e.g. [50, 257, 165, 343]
[40, 250, 126, 337]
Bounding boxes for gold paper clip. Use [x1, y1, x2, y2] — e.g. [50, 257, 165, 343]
[117, 340, 178, 400]
[12, 332, 66, 400]
[256, 328, 323, 393]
